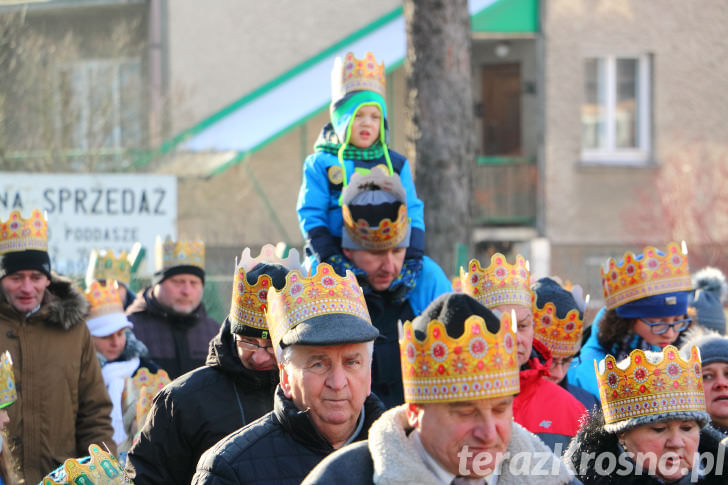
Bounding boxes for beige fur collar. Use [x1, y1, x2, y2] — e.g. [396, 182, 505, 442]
[368, 406, 576, 485]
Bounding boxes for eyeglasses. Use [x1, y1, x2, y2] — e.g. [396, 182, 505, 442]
[234, 337, 275, 355]
[550, 357, 573, 369]
[639, 317, 692, 335]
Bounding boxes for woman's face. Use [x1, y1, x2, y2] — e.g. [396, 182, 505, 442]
[631, 315, 685, 348]
[619, 419, 700, 481]
[701, 362, 728, 427]
[93, 328, 127, 361]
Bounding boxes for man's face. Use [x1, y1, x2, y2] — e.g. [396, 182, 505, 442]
[408, 396, 514, 477]
[234, 335, 277, 371]
[153, 274, 203, 314]
[495, 304, 534, 366]
[343, 247, 406, 291]
[280, 342, 372, 448]
[1, 270, 50, 313]
[546, 355, 574, 384]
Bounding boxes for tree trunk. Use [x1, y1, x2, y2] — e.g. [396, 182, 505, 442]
[404, 0, 474, 275]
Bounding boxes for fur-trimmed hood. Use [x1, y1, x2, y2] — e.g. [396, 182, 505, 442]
[368, 406, 577, 485]
[0, 272, 88, 330]
[566, 408, 728, 484]
[565, 407, 622, 483]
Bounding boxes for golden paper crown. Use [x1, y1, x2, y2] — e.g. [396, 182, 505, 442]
[342, 204, 409, 251]
[265, 263, 371, 350]
[601, 242, 691, 310]
[41, 444, 133, 484]
[341, 171, 410, 251]
[400, 312, 520, 403]
[0, 351, 16, 409]
[155, 235, 204, 272]
[122, 367, 171, 430]
[331, 51, 386, 99]
[87, 249, 132, 285]
[85, 281, 124, 319]
[533, 302, 584, 360]
[230, 244, 303, 335]
[596, 346, 706, 428]
[0, 209, 48, 255]
[460, 254, 532, 309]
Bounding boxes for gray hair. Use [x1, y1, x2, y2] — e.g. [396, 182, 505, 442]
[278, 340, 375, 370]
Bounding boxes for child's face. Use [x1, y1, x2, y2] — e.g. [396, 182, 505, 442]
[349, 105, 381, 148]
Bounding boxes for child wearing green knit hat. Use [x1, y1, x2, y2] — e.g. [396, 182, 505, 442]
[296, 51, 426, 295]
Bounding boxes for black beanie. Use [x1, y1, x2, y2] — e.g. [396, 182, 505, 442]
[412, 292, 501, 341]
[231, 262, 290, 337]
[0, 250, 51, 280]
[532, 277, 583, 320]
[152, 265, 205, 286]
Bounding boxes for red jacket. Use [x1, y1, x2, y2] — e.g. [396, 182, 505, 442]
[513, 339, 587, 451]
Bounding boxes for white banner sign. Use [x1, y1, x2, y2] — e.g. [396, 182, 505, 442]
[0, 173, 177, 277]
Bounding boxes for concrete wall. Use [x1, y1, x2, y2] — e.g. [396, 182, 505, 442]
[166, 0, 401, 134]
[544, 0, 728, 301]
[543, 0, 728, 246]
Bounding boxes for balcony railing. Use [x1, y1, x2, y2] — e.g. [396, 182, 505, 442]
[472, 156, 537, 226]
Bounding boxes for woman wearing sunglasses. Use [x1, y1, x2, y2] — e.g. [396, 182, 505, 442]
[568, 242, 694, 401]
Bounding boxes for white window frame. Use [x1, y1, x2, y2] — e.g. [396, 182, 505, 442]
[54, 58, 141, 152]
[581, 54, 652, 165]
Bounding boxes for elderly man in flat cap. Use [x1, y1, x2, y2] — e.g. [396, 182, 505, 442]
[192, 263, 384, 484]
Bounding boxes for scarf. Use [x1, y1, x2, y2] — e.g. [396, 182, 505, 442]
[326, 254, 423, 304]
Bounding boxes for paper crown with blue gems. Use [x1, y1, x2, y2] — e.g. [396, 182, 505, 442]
[41, 444, 133, 484]
[0, 351, 16, 409]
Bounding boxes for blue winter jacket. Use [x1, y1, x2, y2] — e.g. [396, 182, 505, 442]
[567, 306, 661, 400]
[297, 146, 425, 263]
[366, 256, 451, 408]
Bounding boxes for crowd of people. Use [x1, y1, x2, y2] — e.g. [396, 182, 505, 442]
[0, 51, 726, 484]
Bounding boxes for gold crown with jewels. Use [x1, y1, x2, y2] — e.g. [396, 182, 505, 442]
[85, 281, 124, 319]
[342, 194, 409, 251]
[155, 235, 204, 272]
[41, 444, 133, 484]
[596, 345, 706, 428]
[460, 254, 532, 309]
[533, 287, 589, 360]
[87, 249, 133, 285]
[0, 351, 16, 409]
[601, 241, 692, 310]
[400, 311, 520, 403]
[265, 263, 371, 351]
[331, 51, 386, 100]
[122, 367, 171, 431]
[341, 171, 409, 251]
[230, 244, 303, 336]
[0, 209, 48, 255]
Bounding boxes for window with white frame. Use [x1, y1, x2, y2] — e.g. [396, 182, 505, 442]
[55, 58, 143, 154]
[581, 54, 652, 164]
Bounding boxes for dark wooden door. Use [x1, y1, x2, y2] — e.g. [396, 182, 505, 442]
[481, 64, 521, 156]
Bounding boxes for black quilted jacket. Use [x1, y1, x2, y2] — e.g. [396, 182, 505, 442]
[125, 319, 278, 484]
[192, 385, 385, 484]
